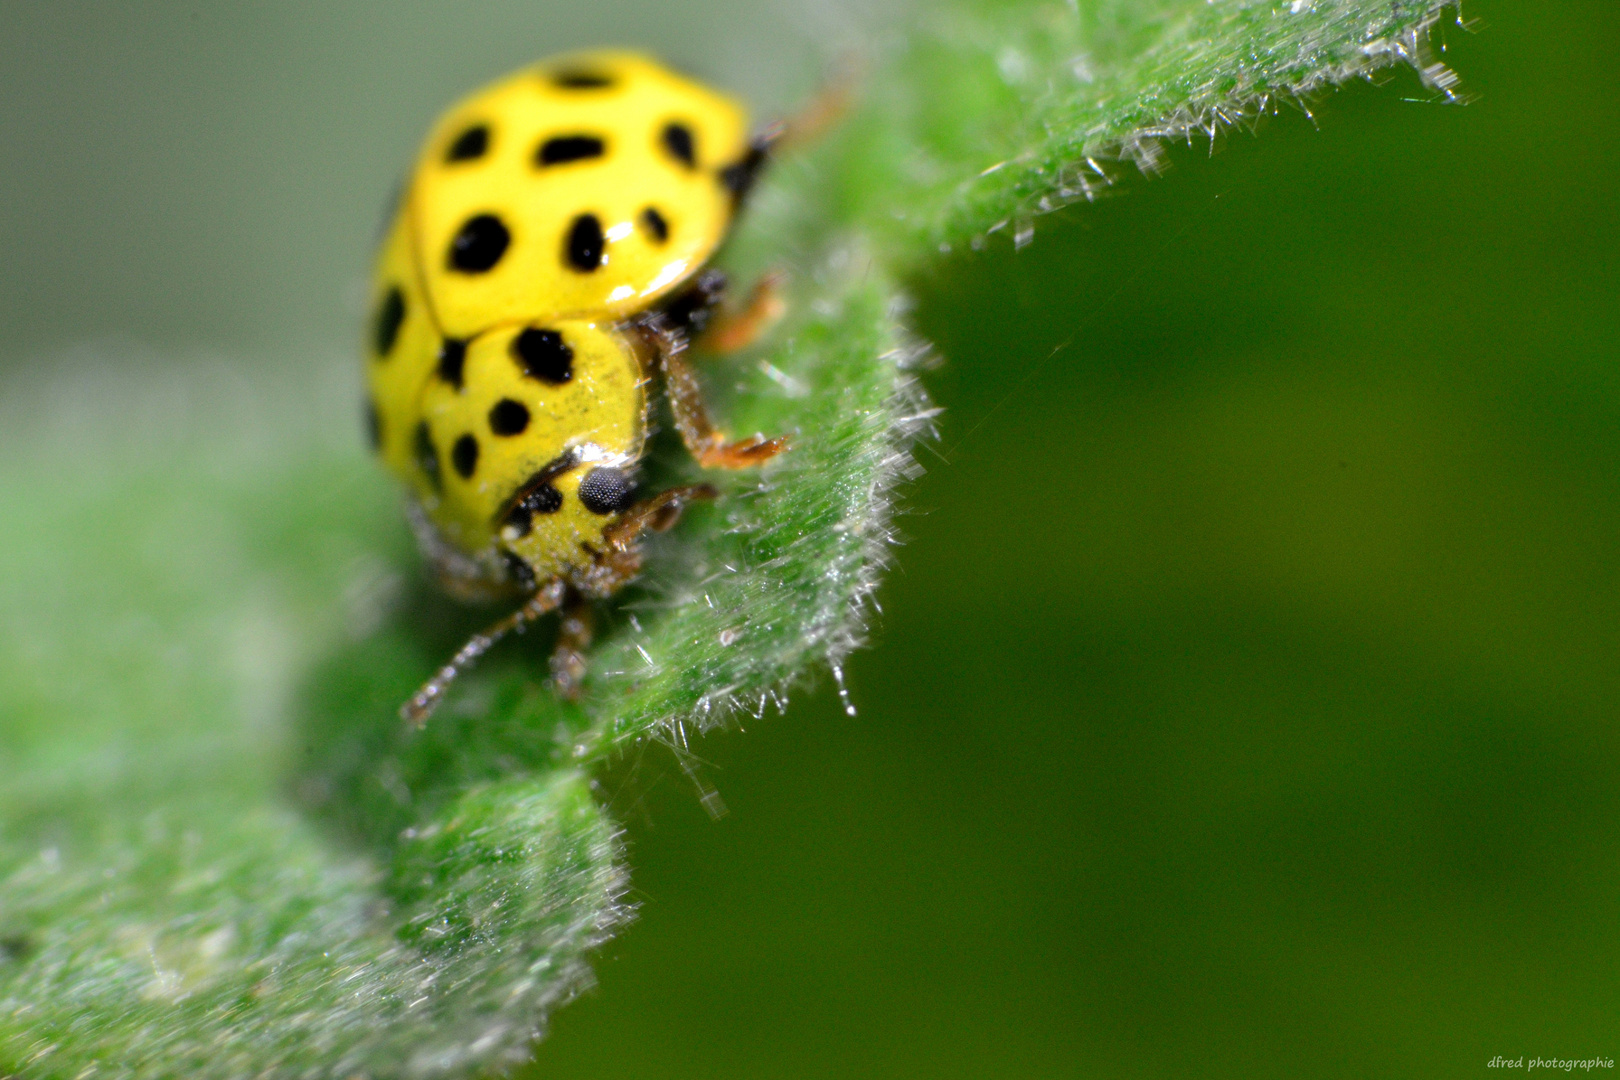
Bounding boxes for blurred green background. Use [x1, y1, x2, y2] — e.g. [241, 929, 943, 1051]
[3, 1, 1617, 1076]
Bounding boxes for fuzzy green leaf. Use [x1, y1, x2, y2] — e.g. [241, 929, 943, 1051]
[0, 1, 1452, 1075]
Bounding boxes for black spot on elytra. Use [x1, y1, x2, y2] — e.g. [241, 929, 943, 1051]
[414, 422, 441, 491]
[488, 398, 530, 436]
[661, 122, 697, 168]
[511, 328, 573, 384]
[448, 214, 510, 273]
[565, 214, 604, 272]
[364, 399, 381, 451]
[639, 206, 669, 243]
[446, 124, 489, 162]
[436, 338, 468, 389]
[552, 68, 615, 89]
[373, 286, 405, 357]
[578, 466, 636, 515]
[537, 135, 606, 166]
[451, 434, 479, 479]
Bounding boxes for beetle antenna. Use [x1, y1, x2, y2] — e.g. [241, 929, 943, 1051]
[402, 579, 567, 727]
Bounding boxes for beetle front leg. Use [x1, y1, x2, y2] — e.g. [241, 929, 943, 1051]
[637, 320, 789, 469]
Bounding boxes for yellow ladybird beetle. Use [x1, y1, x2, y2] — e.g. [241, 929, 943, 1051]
[364, 50, 791, 724]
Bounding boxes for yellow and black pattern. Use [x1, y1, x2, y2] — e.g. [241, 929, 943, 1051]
[414, 320, 645, 582]
[364, 50, 759, 591]
[365, 212, 445, 506]
[406, 50, 751, 335]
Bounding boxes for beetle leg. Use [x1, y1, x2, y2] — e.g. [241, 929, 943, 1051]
[635, 319, 789, 469]
[660, 268, 728, 338]
[609, 483, 718, 545]
[571, 483, 717, 593]
[781, 57, 858, 148]
[662, 268, 785, 354]
[718, 123, 780, 206]
[720, 60, 856, 205]
[549, 593, 595, 700]
[698, 271, 787, 354]
[402, 578, 567, 727]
